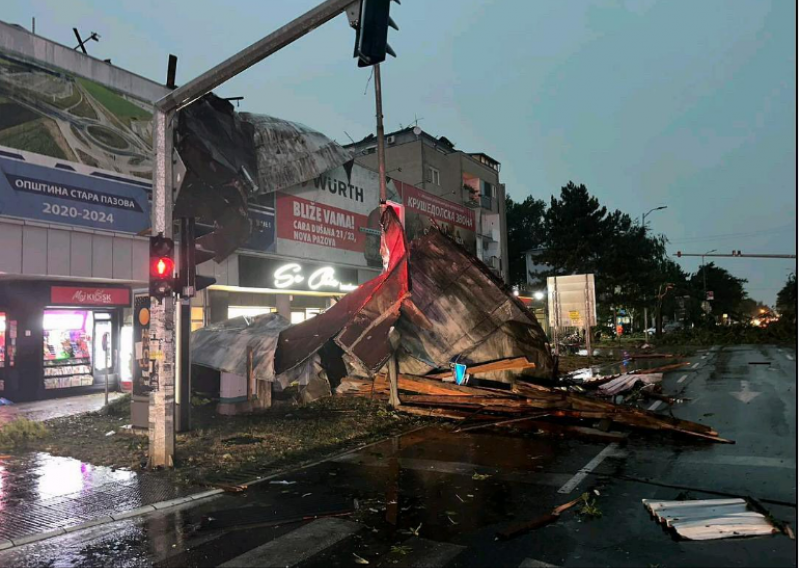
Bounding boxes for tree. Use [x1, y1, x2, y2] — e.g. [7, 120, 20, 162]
[776, 273, 797, 324]
[688, 263, 748, 324]
[505, 195, 546, 288]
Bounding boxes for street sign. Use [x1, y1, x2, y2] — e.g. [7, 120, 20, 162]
[706, 291, 714, 301]
[547, 274, 597, 328]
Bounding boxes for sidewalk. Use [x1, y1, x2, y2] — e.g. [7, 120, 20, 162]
[0, 392, 205, 549]
[0, 392, 124, 427]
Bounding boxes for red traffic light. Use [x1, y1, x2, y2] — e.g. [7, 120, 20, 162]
[154, 257, 174, 277]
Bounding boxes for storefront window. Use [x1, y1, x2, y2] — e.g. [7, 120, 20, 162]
[191, 307, 205, 331]
[43, 310, 94, 389]
[228, 306, 276, 320]
[0, 312, 5, 368]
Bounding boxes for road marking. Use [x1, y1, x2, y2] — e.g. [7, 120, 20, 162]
[691, 362, 700, 369]
[219, 518, 361, 567]
[648, 401, 662, 411]
[557, 443, 622, 494]
[391, 537, 465, 567]
[677, 374, 688, 384]
[786, 354, 794, 361]
[730, 380, 761, 403]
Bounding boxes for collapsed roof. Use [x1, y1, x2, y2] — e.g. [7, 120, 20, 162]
[192, 208, 553, 398]
[174, 94, 354, 261]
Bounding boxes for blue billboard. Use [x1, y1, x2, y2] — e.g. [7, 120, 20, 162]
[0, 149, 151, 234]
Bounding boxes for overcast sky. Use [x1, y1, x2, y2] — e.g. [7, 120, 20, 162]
[7, 0, 796, 303]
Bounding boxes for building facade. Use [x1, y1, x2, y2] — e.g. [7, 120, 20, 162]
[345, 127, 509, 281]
[0, 21, 386, 401]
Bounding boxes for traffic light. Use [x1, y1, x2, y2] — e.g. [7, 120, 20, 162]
[676, 251, 682, 258]
[354, 0, 399, 67]
[150, 234, 176, 301]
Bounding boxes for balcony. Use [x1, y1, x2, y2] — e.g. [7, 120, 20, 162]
[480, 194, 493, 210]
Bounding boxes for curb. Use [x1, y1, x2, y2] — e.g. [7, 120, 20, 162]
[0, 423, 433, 552]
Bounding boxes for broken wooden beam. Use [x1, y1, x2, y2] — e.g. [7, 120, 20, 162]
[425, 357, 536, 379]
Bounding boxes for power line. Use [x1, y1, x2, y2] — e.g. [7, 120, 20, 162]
[670, 224, 795, 244]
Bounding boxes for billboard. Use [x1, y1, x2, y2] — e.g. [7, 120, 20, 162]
[0, 47, 154, 178]
[277, 164, 386, 268]
[547, 274, 597, 329]
[392, 179, 477, 253]
[0, 146, 151, 234]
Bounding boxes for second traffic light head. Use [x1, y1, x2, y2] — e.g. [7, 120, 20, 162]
[354, 0, 399, 67]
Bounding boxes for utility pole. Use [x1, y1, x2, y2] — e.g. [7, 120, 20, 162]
[148, 109, 176, 468]
[147, 0, 359, 468]
[641, 205, 667, 333]
[373, 64, 400, 408]
[374, 64, 387, 207]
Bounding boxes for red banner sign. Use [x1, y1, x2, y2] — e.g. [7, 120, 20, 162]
[51, 286, 131, 307]
[397, 181, 476, 231]
[276, 192, 372, 252]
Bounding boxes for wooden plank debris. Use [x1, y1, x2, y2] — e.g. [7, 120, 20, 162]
[425, 357, 536, 379]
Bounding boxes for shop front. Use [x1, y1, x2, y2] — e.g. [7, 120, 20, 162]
[204, 256, 373, 326]
[0, 281, 131, 402]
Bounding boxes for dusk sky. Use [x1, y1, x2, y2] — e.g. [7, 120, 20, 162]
[7, 0, 796, 303]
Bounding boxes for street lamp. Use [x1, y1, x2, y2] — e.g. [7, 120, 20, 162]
[641, 205, 667, 228]
[702, 249, 717, 294]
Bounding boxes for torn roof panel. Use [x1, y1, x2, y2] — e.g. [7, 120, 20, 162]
[241, 113, 354, 194]
[190, 313, 291, 380]
[643, 499, 778, 541]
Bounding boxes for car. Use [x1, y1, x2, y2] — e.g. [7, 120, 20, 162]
[645, 322, 683, 335]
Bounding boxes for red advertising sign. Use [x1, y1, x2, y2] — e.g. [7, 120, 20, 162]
[397, 181, 476, 231]
[276, 192, 371, 252]
[51, 286, 131, 307]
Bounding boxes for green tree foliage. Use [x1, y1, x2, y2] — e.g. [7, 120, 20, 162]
[505, 195, 546, 287]
[504, 181, 758, 331]
[688, 262, 748, 323]
[776, 273, 797, 323]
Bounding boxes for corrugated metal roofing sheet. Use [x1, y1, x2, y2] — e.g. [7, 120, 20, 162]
[643, 498, 778, 541]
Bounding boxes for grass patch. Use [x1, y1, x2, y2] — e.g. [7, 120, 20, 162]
[0, 119, 67, 159]
[19, 395, 430, 488]
[0, 102, 39, 131]
[75, 148, 99, 167]
[77, 77, 152, 126]
[0, 419, 48, 449]
[67, 95, 98, 120]
[86, 124, 128, 149]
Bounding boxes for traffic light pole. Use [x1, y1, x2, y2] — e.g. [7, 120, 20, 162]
[373, 62, 400, 408]
[149, 109, 176, 468]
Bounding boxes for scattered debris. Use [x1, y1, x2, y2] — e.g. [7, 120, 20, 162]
[643, 498, 779, 540]
[270, 480, 297, 485]
[390, 545, 413, 555]
[497, 494, 584, 539]
[104, 430, 115, 437]
[353, 552, 370, 565]
[472, 472, 491, 481]
[578, 492, 602, 518]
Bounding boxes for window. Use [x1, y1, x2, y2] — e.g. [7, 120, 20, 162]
[191, 307, 205, 331]
[427, 166, 440, 186]
[228, 306, 276, 319]
[482, 180, 495, 197]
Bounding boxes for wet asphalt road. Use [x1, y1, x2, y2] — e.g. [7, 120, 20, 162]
[1, 344, 795, 568]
